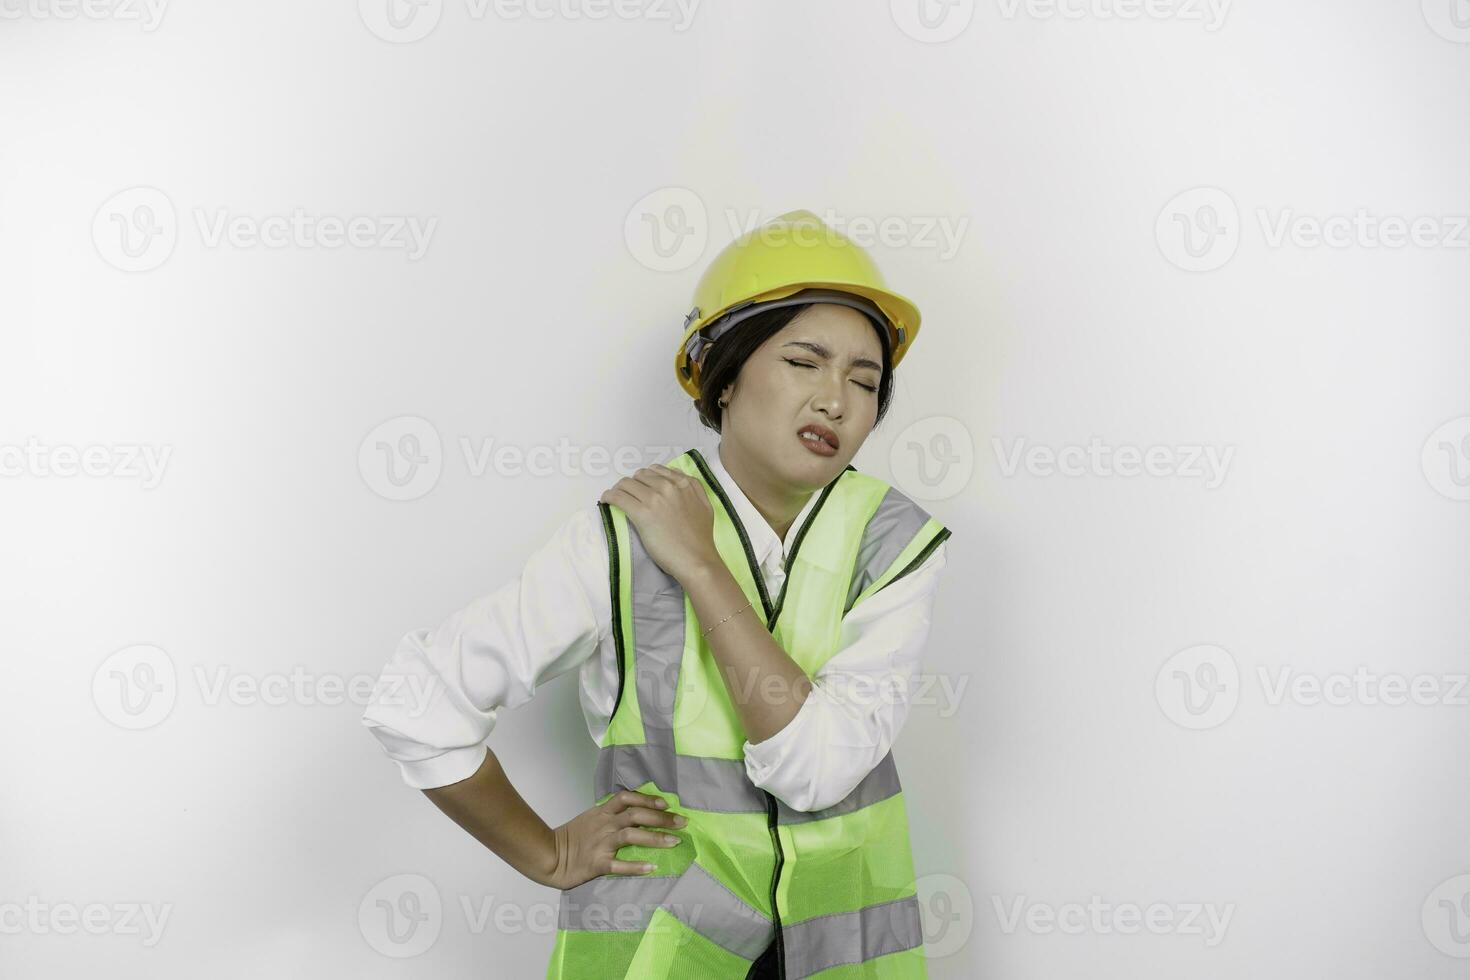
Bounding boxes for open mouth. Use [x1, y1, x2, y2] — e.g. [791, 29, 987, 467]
[796, 425, 838, 456]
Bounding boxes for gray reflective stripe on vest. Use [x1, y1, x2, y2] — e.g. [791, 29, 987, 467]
[596, 744, 763, 813]
[558, 861, 775, 961]
[783, 894, 925, 979]
[596, 741, 902, 823]
[627, 524, 683, 757]
[845, 486, 933, 613]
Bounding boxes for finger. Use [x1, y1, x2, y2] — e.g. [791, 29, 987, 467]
[640, 465, 699, 494]
[605, 790, 668, 813]
[608, 859, 659, 876]
[618, 826, 682, 848]
[649, 465, 699, 492]
[599, 483, 647, 508]
[618, 470, 669, 496]
[619, 805, 686, 829]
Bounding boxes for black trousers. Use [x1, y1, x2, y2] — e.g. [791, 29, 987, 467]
[745, 939, 780, 979]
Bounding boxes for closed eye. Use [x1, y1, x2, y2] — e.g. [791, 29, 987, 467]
[785, 358, 879, 393]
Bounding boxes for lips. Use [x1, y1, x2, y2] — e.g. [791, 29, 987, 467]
[797, 423, 840, 454]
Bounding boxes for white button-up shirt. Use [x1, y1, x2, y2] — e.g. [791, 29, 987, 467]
[361, 449, 948, 812]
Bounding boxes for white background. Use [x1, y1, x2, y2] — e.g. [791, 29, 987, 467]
[2, 0, 1468, 977]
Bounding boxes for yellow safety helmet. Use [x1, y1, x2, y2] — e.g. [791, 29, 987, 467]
[674, 209, 922, 399]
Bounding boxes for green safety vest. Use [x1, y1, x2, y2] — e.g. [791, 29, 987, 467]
[546, 447, 951, 980]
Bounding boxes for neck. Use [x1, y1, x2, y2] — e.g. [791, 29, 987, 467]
[716, 441, 813, 545]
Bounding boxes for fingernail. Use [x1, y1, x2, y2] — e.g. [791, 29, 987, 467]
[664, 834, 679, 846]
[643, 863, 656, 872]
[654, 799, 667, 808]
[673, 815, 687, 827]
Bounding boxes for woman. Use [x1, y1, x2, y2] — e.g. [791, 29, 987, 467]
[363, 210, 952, 979]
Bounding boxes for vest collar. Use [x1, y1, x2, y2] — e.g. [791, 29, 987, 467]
[696, 446, 823, 573]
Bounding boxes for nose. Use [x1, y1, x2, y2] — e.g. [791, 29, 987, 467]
[813, 374, 846, 422]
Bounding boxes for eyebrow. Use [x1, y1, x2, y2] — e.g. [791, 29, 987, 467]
[781, 341, 883, 374]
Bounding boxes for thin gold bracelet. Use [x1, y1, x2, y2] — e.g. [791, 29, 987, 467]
[702, 598, 753, 637]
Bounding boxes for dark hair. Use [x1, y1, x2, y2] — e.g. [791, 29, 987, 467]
[693, 303, 896, 434]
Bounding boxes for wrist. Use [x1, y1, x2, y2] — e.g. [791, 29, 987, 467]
[523, 823, 560, 885]
[678, 557, 730, 591]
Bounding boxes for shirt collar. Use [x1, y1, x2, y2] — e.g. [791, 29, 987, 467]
[702, 446, 822, 570]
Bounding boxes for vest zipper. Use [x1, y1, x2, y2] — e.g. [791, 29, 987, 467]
[685, 448, 854, 979]
[764, 789, 787, 979]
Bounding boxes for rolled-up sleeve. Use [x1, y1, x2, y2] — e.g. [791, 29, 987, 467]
[742, 541, 948, 812]
[361, 503, 609, 790]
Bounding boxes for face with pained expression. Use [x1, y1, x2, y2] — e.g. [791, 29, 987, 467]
[712, 303, 887, 493]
